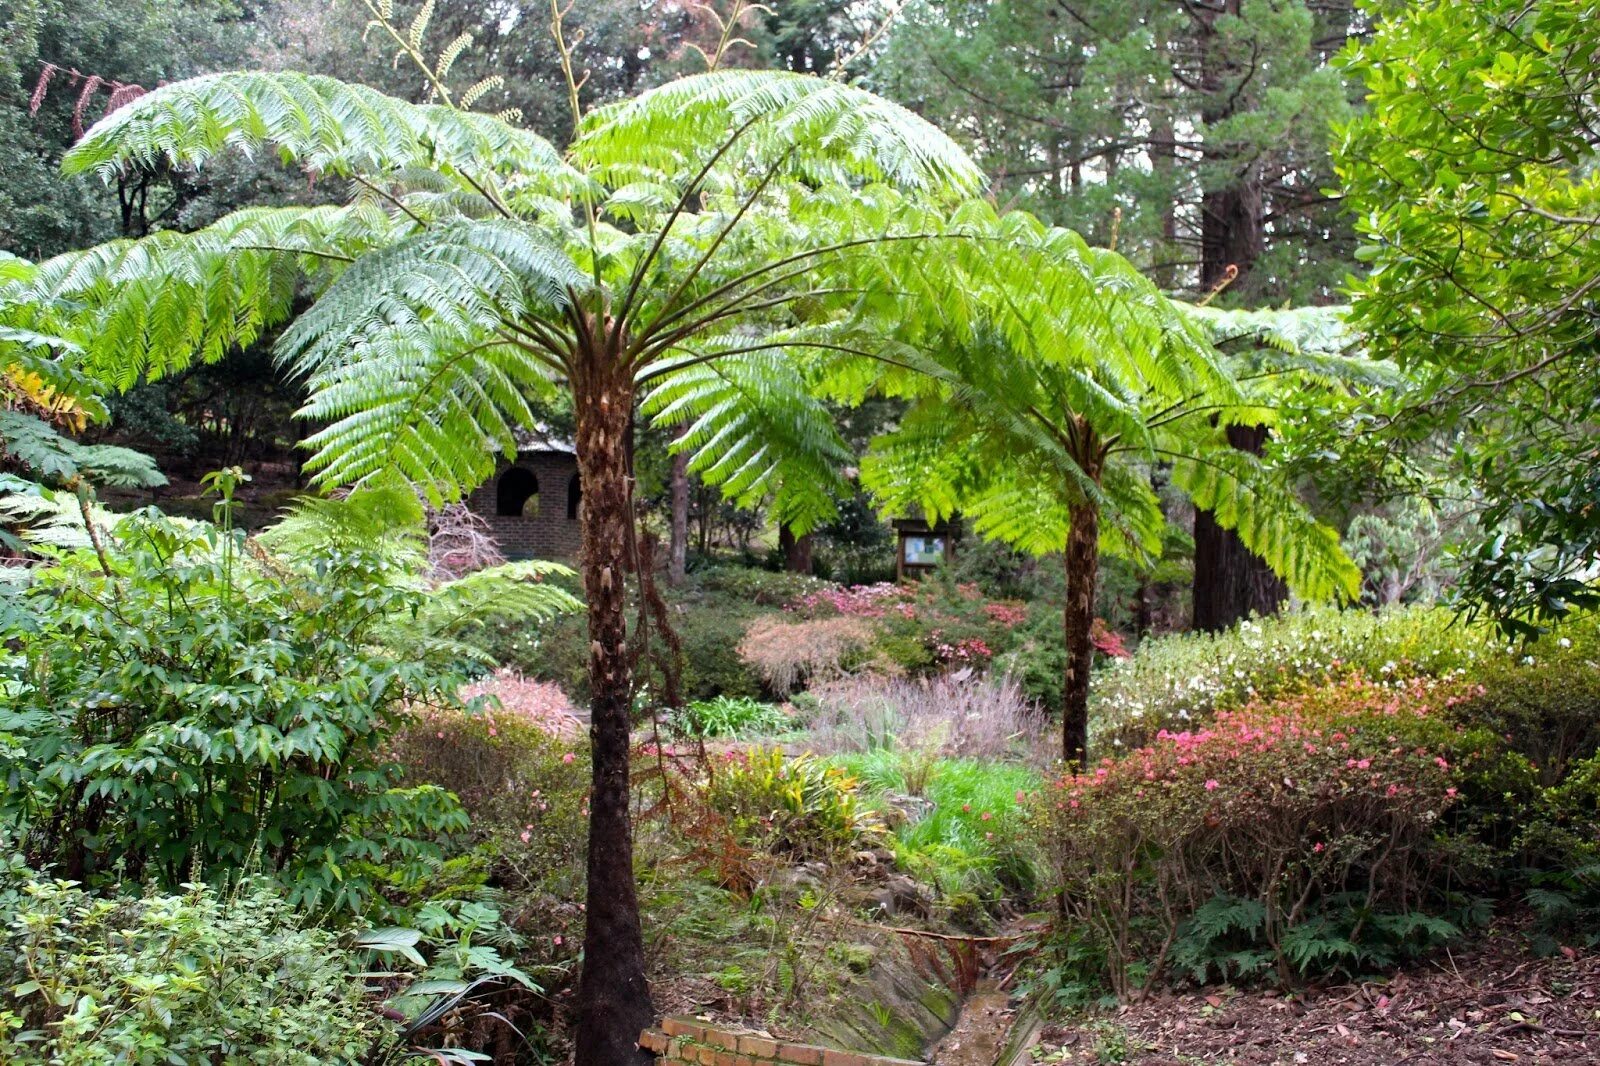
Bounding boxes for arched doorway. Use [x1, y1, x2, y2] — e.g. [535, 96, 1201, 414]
[496, 467, 540, 517]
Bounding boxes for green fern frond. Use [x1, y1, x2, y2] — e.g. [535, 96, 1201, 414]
[1167, 443, 1361, 603]
[643, 340, 853, 533]
[575, 70, 984, 199]
[63, 71, 566, 183]
[0, 410, 164, 490]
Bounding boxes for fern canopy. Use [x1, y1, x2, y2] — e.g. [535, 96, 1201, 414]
[854, 232, 1362, 605]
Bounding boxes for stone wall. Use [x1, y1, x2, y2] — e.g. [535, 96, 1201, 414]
[465, 450, 583, 561]
[640, 1018, 927, 1066]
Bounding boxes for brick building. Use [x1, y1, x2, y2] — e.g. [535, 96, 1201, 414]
[465, 431, 583, 561]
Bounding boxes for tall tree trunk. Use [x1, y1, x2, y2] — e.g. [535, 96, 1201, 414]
[572, 357, 654, 1066]
[778, 525, 813, 575]
[1188, 0, 1282, 633]
[1192, 424, 1288, 631]
[667, 431, 688, 586]
[1062, 499, 1099, 767]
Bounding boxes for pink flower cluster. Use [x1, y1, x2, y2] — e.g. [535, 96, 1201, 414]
[1049, 675, 1472, 811]
[788, 583, 910, 619]
[983, 602, 1028, 626]
[934, 636, 994, 663]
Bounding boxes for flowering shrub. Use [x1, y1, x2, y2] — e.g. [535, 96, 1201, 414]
[779, 573, 1127, 701]
[787, 582, 910, 618]
[1041, 675, 1483, 994]
[1089, 604, 1497, 750]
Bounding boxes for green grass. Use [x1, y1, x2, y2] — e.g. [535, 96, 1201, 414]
[674, 695, 793, 738]
[827, 752, 1043, 897]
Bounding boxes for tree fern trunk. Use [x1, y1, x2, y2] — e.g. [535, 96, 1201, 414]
[572, 359, 654, 1066]
[668, 430, 688, 585]
[1062, 500, 1099, 767]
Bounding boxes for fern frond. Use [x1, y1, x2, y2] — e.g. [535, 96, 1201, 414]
[1166, 443, 1361, 603]
[64, 71, 566, 183]
[643, 339, 853, 533]
[575, 70, 983, 200]
[16, 205, 402, 389]
[0, 410, 164, 489]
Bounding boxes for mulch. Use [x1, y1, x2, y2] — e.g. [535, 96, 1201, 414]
[1037, 926, 1600, 1065]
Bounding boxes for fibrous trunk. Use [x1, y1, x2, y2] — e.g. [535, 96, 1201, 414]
[572, 359, 654, 1066]
[1062, 500, 1099, 767]
[668, 430, 688, 585]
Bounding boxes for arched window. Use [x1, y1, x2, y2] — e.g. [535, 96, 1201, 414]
[496, 467, 539, 517]
[566, 472, 582, 520]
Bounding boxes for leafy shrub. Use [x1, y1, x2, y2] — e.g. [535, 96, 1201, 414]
[483, 565, 773, 703]
[0, 877, 384, 1064]
[1089, 605, 1496, 750]
[391, 707, 590, 938]
[1517, 751, 1600, 946]
[1042, 676, 1479, 994]
[1442, 618, 1600, 784]
[674, 696, 792, 739]
[701, 747, 884, 859]
[0, 509, 465, 912]
[692, 564, 830, 607]
[738, 615, 875, 695]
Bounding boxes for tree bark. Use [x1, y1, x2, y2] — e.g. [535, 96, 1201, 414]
[572, 358, 654, 1066]
[667, 430, 688, 586]
[1062, 499, 1099, 768]
[1192, 423, 1288, 632]
[778, 525, 813, 575]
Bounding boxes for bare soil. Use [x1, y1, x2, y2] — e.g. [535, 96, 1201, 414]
[1037, 926, 1600, 1065]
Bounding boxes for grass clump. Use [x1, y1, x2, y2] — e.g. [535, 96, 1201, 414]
[675, 695, 793, 739]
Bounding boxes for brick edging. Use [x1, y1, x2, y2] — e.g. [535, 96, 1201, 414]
[641, 1017, 927, 1066]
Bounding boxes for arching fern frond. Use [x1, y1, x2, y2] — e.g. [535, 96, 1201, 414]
[17, 205, 402, 388]
[63, 71, 567, 185]
[1166, 443, 1362, 603]
[642, 340, 853, 533]
[575, 70, 984, 200]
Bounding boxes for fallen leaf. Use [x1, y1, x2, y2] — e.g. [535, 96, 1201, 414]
[1205, 995, 1223, 1009]
[1491, 1051, 1519, 1062]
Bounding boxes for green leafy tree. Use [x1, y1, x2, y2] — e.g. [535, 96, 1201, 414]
[0, 10, 990, 1054]
[857, 254, 1362, 762]
[876, 0, 1362, 303]
[1335, 0, 1600, 635]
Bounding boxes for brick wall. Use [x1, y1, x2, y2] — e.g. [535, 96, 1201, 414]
[466, 450, 583, 561]
[641, 1018, 927, 1066]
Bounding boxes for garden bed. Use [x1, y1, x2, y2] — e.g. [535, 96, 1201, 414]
[1038, 921, 1599, 1065]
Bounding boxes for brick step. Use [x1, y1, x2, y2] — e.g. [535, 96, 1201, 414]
[642, 1017, 927, 1066]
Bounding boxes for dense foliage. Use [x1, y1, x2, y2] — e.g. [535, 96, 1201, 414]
[0, 870, 386, 1063]
[1336, 0, 1600, 634]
